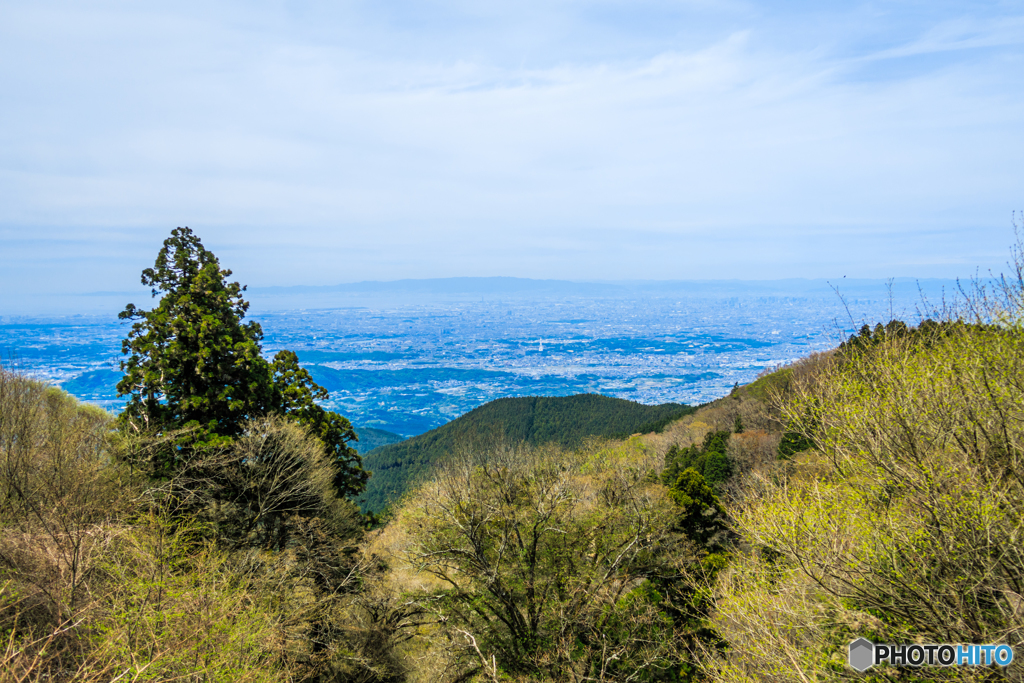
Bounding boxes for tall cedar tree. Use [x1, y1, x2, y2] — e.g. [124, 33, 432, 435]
[117, 227, 368, 496]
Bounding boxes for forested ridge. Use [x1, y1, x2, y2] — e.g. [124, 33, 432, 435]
[360, 394, 695, 512]
[3, 227, 1024, 681]
[352, 426, 405, 454]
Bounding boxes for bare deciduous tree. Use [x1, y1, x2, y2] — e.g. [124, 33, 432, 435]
[396, 439, 696, 681]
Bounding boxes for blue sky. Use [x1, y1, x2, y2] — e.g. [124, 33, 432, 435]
[1, 0, 1023, 307]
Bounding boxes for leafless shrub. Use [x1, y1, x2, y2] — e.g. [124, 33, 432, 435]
[389, 439, 694, 681]
[0, 366, 124, 626]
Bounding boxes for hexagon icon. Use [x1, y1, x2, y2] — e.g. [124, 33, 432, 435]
[849, 638, 875, 672]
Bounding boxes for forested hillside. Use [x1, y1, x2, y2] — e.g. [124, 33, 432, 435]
[7, 313, 1024, 680]
[352, 426, 405, 454]
[359, 393, 695, 512]
[5, 227, 1023, 681]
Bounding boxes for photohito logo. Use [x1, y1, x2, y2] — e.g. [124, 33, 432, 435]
[848, 639, 1014, 672]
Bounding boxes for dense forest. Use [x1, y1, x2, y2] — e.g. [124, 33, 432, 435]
[352, 427, 406, 454]
[2, 228, 1023, 681]
[360, 394, 695, 512]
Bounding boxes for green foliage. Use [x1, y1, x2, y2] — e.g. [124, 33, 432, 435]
[362, 393, 694, 512]
[667, 469, 730, 550]
[663, 430, 733, 490]
[629, 404, 701, 436]
[398, 441, 695, 681]
[776, 431, 812, 459]
[269, 350, 366, 497]
[837, 317, 995, 357]
[90, 515, 284, 682]
[117, 226, 270, 443]
[661, 466, 732, 672]
[26, 230, 1024, 682]
[164, 415, 363, 550]
[739, 367, 792, 403]
[352, 426, 405, 454]
[0, 363, 393, 682]
[707, 313, 1024, 681]
[840, 319, 910, 353]
[116, 227, 366, 497]
[0, 368, 121, 623]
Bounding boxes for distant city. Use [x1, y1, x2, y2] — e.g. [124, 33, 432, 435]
[0, 277, 960, 440]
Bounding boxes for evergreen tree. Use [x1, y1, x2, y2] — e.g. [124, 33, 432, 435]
[117, 227, 367, 495]
[270, 350, 368, 496]
[117, 227, 269, 442]
[668, 468, 730, 550]
[662, 431, 733, 491]
[777, 431, 813, 459]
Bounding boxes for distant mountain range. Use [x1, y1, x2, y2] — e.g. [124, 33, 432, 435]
[238, 276, 972, 315]
[358, 393, 696, 513]
[7, 276, 968, 318]
[248, 275, 966, 306]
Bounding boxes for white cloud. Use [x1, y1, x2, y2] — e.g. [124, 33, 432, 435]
[0, 0, 1022, 298]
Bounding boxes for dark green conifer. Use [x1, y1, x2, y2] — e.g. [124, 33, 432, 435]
[117, 227, 367, 495]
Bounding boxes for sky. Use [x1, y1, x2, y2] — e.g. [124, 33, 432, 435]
[1, 0, 1023, 311]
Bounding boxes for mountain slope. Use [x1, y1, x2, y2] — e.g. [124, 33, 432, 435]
[351, 426, 405, 454]
[360, 393, 695, 512]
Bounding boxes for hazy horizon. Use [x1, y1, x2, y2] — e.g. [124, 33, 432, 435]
[2, 1, 1022, 306]
[1, 273, 973, 318]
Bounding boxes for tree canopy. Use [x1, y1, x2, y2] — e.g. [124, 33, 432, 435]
[361, 393, 694, 512]
[117, 227, 367, 496]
